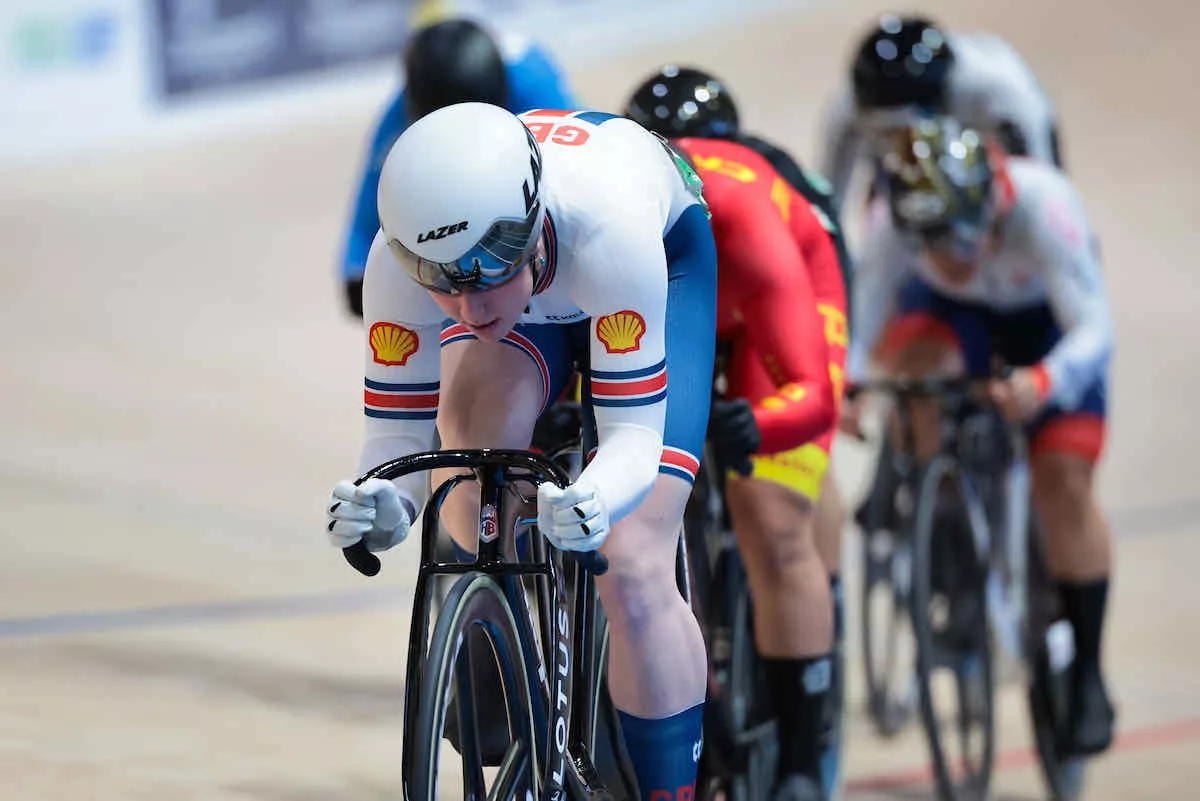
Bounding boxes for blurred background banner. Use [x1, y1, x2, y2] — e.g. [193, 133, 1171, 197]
[150, 0, 419, 99]
[2, 0, 790, 167]
[1, 0, 143, 165]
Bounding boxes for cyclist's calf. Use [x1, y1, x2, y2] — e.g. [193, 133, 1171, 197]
[1030, 450, 1112, 581]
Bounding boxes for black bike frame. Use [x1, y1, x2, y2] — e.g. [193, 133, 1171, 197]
[343, 448, 610, 801]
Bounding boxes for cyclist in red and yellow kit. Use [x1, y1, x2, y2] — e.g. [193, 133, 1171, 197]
[627, 68, 850, 801]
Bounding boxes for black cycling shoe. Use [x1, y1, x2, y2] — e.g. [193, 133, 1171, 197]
[772, 774, 826, 801]
[1065, 670, 1116, 757]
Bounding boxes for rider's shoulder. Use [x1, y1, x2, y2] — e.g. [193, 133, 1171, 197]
[948, 32, 1026, 65]
[1007, 158, 1082, 213]
[1004, 159, 1093, 252]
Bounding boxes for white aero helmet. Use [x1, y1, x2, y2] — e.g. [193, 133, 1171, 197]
[378, 101, 545, 294]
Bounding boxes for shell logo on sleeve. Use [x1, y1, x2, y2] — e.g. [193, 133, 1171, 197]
[596, 310, 647, 354]
[369, 322, 419, 366]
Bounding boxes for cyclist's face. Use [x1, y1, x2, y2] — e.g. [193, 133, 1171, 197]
[923, 247, 980, 286]
[430, 246, 540, 342]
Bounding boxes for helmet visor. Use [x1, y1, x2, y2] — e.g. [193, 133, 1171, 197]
[893, 187, 993, 259]
[386, 201, 543, 295]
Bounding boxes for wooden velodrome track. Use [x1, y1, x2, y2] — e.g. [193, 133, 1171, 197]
[2, 0, 1197, 798]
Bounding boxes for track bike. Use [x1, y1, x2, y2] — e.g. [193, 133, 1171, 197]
[851, 376, 1086, 801]
[343, 444, 635, 800]
[685, 443, 847, 801]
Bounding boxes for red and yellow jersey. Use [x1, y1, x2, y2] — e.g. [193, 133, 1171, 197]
[676, 137, 848, 454]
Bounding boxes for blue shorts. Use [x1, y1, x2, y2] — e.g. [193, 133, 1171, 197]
[441, 203, 717, 483]
[889, 278, 1107, 460]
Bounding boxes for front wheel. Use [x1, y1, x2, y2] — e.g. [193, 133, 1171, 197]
[859, 435, 920, 737]
[410, 572, 542, 801]
[910, 457, 995, 801]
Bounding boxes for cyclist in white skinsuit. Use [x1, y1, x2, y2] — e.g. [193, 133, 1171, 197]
[842, 115, 1117, 758]
[818, 14, 1062, 215]
[325, 102, 718, 800]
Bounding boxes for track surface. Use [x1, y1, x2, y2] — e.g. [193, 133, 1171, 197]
[3, 1, 1198, 798]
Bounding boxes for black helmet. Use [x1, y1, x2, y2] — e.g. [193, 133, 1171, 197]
[852, 14, 954, 112]
[624, 65, 739, 139]
[403, 19, 507, 120]
[883, 115, 995, 254]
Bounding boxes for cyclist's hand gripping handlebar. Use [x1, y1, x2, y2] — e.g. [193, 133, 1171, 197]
[341, 450, 609, 578]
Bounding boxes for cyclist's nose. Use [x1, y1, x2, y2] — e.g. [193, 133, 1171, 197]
[459, 290, 491, 323]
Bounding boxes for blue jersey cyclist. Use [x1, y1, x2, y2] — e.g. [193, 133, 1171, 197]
[338, 17, 577, 316]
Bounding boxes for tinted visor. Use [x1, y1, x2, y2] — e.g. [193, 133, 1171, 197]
[892, 186, 993, 260]
[387, 201, 543, 295]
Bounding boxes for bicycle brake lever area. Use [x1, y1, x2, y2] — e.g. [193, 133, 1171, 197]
[343, 541, 381, 577]
[574, 550, 609, 576]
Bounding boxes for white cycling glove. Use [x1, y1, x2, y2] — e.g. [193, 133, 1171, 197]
[326, 477, 414, 552]
[537, 479, 610, 553]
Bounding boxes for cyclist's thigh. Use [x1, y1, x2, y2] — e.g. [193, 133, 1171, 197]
[877, 278, 993, 376]
[438, 320, 577, 446]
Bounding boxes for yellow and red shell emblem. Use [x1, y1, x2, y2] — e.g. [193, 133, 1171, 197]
[369, 322, 419, 366]
[595, 309, 647, 354]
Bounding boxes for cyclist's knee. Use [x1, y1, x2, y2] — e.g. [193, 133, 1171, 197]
[885, 336, 962, 377]
[597, 476, 690, 627]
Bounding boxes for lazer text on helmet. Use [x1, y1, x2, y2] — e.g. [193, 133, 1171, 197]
[416, 220, 469, 243]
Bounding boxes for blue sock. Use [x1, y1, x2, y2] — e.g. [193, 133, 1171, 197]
[617, 703, 704, 801]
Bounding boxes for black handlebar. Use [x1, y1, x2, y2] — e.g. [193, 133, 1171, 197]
[846, 365, 1016, 402]
[846, 375, 979, 401]
[341, 448, 609, 578]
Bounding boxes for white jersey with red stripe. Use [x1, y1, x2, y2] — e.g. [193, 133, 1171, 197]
[358, 108, 705, 514]
[820, 32, 1058, 212]
[847, 158, 1113, 410]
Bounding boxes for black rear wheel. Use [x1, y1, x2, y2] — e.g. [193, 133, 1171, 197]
[411, 572, 542, 801]
[910, 457, 995, 801]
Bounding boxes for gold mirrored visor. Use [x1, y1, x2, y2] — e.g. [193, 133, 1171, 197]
[386, 201, 543, 295]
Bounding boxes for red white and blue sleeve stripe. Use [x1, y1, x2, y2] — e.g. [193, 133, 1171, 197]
[363, 378, 439, 420]
[589, 359, 667, 407]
